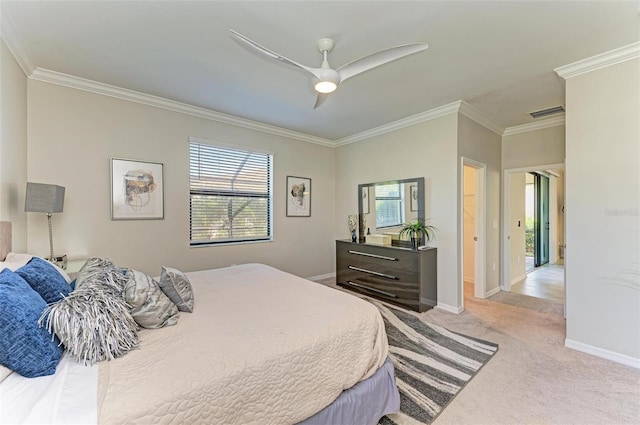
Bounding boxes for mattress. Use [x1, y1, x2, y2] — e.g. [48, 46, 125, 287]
[96, 263, 389, 424]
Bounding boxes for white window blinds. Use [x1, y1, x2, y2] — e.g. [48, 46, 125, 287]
[189, 141, 273, 245]
[375, 183, 405, 228]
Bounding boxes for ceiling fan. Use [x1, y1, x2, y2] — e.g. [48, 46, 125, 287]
[229, 29, 428, 108]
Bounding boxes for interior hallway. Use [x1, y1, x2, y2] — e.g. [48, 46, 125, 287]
[439, 280, 638, 424]
[511, 262, 565, 302]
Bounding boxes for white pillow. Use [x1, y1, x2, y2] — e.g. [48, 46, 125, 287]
[0, 253, 72, 284]
[0, 252, 31, 271]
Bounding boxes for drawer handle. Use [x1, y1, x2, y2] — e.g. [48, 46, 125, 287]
[348, 250, 398, 261]
[348, 266, 397, 280]
[346, 281, 399, 298]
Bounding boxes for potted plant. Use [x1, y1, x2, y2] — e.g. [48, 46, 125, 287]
[398, 219, 438, 250]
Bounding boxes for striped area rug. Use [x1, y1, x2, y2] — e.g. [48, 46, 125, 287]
[373, 301, 499, 425]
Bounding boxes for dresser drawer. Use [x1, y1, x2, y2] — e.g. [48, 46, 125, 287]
[337, 272, 420, 309]
[336, 255, 418, 287]
[336, 240, 437, 313]
[336, 241, 418, 272]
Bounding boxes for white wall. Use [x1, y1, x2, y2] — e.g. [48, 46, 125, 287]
[0, 38, 27, 250]
[503, 125, 565, 169]
[26, 80, 336, 278]
[335, 114, 460, 310]
[458, 115, 502, 296]
[509, 172, 526, 283]
[565, 57, 640, 363]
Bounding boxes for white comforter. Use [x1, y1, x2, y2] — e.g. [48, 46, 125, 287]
[97, 263, 388, 424]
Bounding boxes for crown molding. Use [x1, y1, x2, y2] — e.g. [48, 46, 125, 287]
[458, 101, 504, 135]
[29, 68, 336, 147]
[31, 68, 480, 148]
[21, 66, 566, 145]
[555, 41, 640, 79]
[0, 6, 35, 76]
[503, 115, 565, 136]
[335, 101, 463, 146]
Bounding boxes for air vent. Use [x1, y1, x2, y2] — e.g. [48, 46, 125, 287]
[529, 106, 565, 119]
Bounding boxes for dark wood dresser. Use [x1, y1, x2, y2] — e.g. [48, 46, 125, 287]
[336, 240, 437, 312]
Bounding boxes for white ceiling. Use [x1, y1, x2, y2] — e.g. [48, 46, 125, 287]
[2, 1, 639, 142]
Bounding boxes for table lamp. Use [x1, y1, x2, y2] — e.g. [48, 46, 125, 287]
[25, 182, 65, 267]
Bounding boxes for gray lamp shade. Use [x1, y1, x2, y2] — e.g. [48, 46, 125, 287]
[25, 182, 65, 213]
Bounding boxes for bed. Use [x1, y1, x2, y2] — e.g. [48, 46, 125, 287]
[0, 221, 400, 424]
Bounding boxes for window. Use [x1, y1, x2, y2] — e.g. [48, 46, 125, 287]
[189, 140, 273, 246]
[375, 183, 405, 228]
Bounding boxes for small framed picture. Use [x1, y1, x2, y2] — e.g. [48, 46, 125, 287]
[410, 184, 418, 212]
[287, 176, 311, 217]
[111, 158, 164, 220]
[362, 187, 370, 214]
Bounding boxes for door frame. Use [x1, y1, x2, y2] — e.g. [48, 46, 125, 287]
[501, 163, 564, 291]
[460, 158, 486, 307]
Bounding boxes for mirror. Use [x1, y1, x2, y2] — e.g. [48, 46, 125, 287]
[358, 177, 425, 243]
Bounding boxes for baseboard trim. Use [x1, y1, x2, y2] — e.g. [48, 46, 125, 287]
[420, 297, 437, 307]
[436, 303, 464, 314]
[565, 338, 640, 369]
[308, 272, 335, 282]
[510, 274, 527, 285]
[485, 286, 501, 298]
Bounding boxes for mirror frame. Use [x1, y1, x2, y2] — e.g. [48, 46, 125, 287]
[358, 177, 425, 243]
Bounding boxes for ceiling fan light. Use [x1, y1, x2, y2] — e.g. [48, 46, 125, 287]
[314, 80, 337, 93]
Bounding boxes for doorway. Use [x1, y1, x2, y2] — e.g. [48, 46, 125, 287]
[461, 159, 486, 307]
[503, 165, 565, 307]
[526, 172, 550, 270]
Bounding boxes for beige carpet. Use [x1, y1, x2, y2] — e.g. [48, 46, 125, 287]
[321, 279, 640, 425]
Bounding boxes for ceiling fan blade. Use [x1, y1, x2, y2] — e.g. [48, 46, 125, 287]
[337, 43, 428, 83]
[314, 93, 330, 109]
[229, 29, 320, 78]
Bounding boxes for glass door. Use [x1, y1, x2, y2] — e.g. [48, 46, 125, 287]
[535, 173, 549, 267]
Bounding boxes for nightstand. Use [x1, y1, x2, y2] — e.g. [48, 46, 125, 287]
[66, 258, 88, 280]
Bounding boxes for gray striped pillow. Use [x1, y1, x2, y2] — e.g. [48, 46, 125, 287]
[124, 269, 179, 329]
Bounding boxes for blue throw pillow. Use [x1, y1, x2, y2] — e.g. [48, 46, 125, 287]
[16, 257, 71, 304]
[0, 269, 63, 377]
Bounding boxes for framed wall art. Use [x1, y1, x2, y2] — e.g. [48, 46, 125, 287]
[111, 158, 164, 220]
[410, 184, 418, 212]
[286, 176, 311, 217]
[362, 186, 370, 214]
